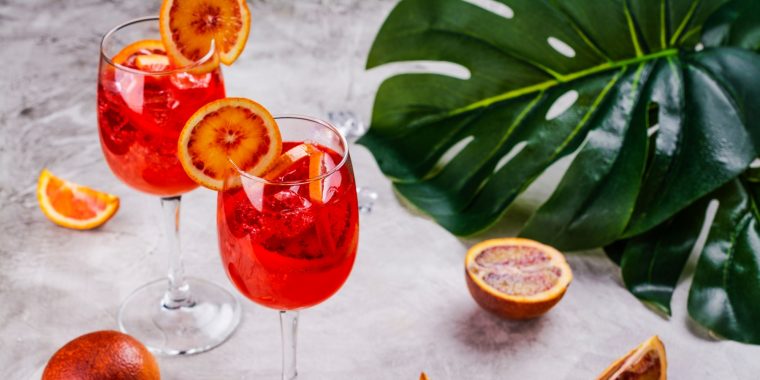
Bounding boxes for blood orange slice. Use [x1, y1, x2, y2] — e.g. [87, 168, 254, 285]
[597, 336, 667, 380]
[178, 98, 282, 191]
[159, 0, 251, 66]
[465, 237, 572, 320]
[37, 169, 120, 230]
[111, 39, 166, 68]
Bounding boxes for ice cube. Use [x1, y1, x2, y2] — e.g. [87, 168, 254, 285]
[171, 72, 212, 89]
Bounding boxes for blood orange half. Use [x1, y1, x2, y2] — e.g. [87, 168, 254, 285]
[465, 237, 572, 320]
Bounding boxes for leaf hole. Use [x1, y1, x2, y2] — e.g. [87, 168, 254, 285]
[647, 125, 660, 137]
[431, 136, 475, 174]
[545, 90, 578, 121]
[463, 0, 514, 19]
[547, 37, 576, 58]
[367, 60, 470, 80]
[493, 141, 527, 174]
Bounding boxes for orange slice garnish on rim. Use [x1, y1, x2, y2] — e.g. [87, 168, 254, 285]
[597, 336, 667, 380]
[37, 169, 120, 230]
[159, 0, 251, 66]
[178, 98, 282, 191]
[465, 237, 572, 320]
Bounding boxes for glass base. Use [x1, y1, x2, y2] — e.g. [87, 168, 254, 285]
[117, 277, 241, 356]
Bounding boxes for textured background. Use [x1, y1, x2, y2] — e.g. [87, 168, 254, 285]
[1, 0, 760, 379]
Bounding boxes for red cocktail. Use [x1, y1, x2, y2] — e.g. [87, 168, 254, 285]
[98, 40, 225, 196]
[217, 117, 359, 379]
[96, 17, 240, 356]
[218, 142, 359, 310]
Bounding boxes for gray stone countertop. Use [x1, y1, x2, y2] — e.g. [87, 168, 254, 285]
[1, 1, 759, 379]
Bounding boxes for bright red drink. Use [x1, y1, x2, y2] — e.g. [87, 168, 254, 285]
[97, 44, 225, 196]
[217, 142, 359, 310]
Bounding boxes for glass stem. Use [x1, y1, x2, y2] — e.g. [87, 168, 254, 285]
[160, 196, 194, 309]
[280, 310, 299, 380]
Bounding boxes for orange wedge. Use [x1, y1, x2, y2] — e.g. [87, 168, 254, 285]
[112, 39, 166, 67]
[37, 169, 120, 230]
[420, 372, 429, 380]
[465, 238, 572, 320]
[159, 0, 251, 66]
[178, 98, 282, 191]
[597, 336, 667, 380]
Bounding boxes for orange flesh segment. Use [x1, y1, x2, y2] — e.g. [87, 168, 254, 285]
[160, 0, 250, 65]
[469, 245, 562, 296]
[46, 177, 107, 219]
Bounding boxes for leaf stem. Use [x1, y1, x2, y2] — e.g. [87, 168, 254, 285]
[448, 49, 678, 117]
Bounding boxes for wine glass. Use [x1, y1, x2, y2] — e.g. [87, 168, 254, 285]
[97, 16, 240, 355]
[217, 116, 359, 379]
[327, 111, 378, 213]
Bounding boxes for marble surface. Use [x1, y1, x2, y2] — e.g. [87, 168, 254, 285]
[1, 0, 760, 379]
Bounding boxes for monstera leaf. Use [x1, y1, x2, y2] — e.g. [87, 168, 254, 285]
[362, 0, 760, 344]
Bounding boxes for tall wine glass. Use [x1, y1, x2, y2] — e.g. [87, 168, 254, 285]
[98, 16, 240, 355]
[217, 116, 359, 379]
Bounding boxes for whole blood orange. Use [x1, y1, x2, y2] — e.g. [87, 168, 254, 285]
[465, 238, 572, 320]
[42, 330, 160, 380]
[597, 336, 667, 380]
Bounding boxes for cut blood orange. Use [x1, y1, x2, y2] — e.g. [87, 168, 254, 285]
[159, 0, 251, 66]
[37, 169, 120, 230]
[178, 97, 282, 191]
[465, 237, 572, 320]
[597, 336, 667, 380]
[111, 39, 166, 67]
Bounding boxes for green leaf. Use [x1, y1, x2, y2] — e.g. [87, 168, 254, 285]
[703, 0, 760, 51]
[619, 197, 711, 316]
[362, 0, 759, 240]
[519, 64, 653, 249]
[363, 0, 760, 344]
[688, 179, 760, 344]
